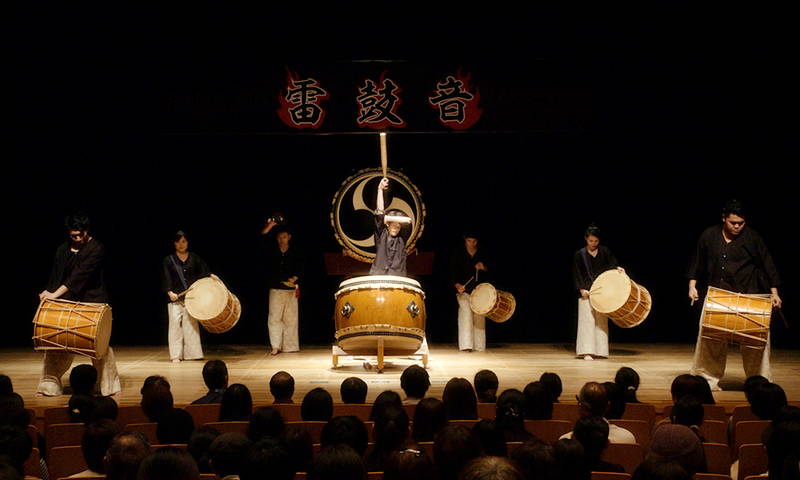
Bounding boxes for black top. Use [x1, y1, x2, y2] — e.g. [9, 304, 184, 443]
[162, 253, 210, 300]
[263, 243, 304, 290]
[190, 389, 225, 405]
[369, 211, 410, 276]
[47, 239, 107, 303]
[688, 225, 780, 294]
[572, 246, 618, 296]
[450, 246, 489, 294]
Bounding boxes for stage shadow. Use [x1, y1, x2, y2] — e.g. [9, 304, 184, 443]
[203, 345, 251, 357]
[330, 359, 421, 374]
[608, 348, 642, 356]
[719, 379, 745, 391]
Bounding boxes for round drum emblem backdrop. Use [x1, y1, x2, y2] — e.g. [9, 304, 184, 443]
[331, 168, 426, 262]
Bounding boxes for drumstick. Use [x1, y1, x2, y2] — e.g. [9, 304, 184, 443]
[379, 132, 388, 178]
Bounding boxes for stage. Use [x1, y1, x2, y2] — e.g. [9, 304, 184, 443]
[4, 343, 798, 410]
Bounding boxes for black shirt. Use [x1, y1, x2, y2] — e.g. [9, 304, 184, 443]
[190, 388, 225, 405]
[162, 253, 210, 300]
[47, 239, 107, 303]
[573, 246, 618, 296]
[688, 225, 780, 294]
[369, 212, 410, 276]
[450, 246, 489, 294]
[263, 243, 304, 290]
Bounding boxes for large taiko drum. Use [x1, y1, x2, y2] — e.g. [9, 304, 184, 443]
[700, 286, 772, 347]
[469, 283, 516, 323]
[334, 275, 426, 356]
[589, 270, 652, 328]
[32, 298, 112, 359]
[184, 277, 241, 333]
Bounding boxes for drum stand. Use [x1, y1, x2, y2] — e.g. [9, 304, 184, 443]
[332, 341, 428, 373]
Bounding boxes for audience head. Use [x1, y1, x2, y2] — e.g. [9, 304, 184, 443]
[105, 430, 151, 480]
[320, 416, 369, 457]
[552, 438, 590, 480]
[577, 382, 608, 417]
[539, 372, 563, 403]
[0, 425, 32, 476]
[743, 375, 770, 404]
[572, 415, 610, 461]
[472, 419, 507, 457]
[434, 424, 483, 480]
[209, 432, 252, 478]
[202, 360, 228, 391]
[370, 390, 403, 421]
[187, 426, 220, 474]
[602, 381, 627, 419]
[615, 366, 641, 403]
[647, 424, 705, 477]
[137, 446, 199, 480]
[511, 439, 556, 480]
[247, 406, 285, 442]
[670, 395, 704, 428]
[219, 383, 253, 421]
[340, 377, 368, 404]
[523, 381, 554, 420]
[140, 376, 173, 423]
[443, 378, 478, 420]
[241, 438, 294, 480]
[751, 382, 788, 421]
[280, 425, 314, 474]
[401, 365, 430, 400]
[460, 456, 525, 480]
[269, 371, 295, 403]
[82, 419, 120, 474]
[69, 364, 98, 396]
[383, 447, 437, 480]
[156, 408, 195, 444]
[301, 387, 334, 422]
[413, 397, 449, 442]
[474, 370, 499, 404]
[309, 444, 366, 480]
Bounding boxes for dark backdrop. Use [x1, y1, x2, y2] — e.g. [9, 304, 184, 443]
[6, 6, 798, 351]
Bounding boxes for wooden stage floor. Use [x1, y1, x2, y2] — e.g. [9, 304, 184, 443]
[3, 343, 798, 410]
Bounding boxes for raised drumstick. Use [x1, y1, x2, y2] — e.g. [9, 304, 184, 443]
[379, 132, 388, 178]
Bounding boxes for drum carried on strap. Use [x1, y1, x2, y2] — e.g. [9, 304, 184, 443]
[185, 277, 241, 333]
[700, 286, 771, 347]
[334, 275, 426, 356]
[32, 298, 112, 359]
[589, 270, 652, 328]
[469, 283, 516, 323]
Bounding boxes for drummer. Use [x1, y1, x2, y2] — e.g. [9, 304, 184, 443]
[688, 199, 781, 390]
[370, 177, 412, 276]
[572, 224, 624, 361]
[450, 232, 489, 352]
[36, 212, 121, 396]
[262, 217, 304, 356]
[162, 230, 213, 363]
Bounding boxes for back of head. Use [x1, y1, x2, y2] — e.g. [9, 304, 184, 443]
[69, 364, 98, 395]
[82, 419, 121, 474]
[372, 405, 410, 453]
[648, 424, 705, 476]
[0, 397, 27, 429]
[89, 395, 119, 423]
[157, 408, 195, 444]
[578, 382, 608, 417]
[248, 406, 285, 442]
[602, 382, 626, 419]
[765, 408, 800, 478]
[443, 378, 478, 420]
[106, 430, 151, 480]
[751, 382, 788, 421]
[321, 416, 369, 457]
[270, 371, 295, 403]
[523, 381, 553, 420]
[474, 370, 499, 403]
[401, 365, 430, 399]
[210, 432, 252, 478]
[511, 439, 556, 480]
[0, 375, 13, 396]
[0, 425, 32, 474]
[539, 372, 563, 403]
[632, 458, 692, 480]
[472, 419, 507, 457]
[202, 360, 228, 391]
[413, 397, 449, 442]
[138, 446, 199, 480]
[383, 447, 437, 480]
[340, 377, 368, 404]
[241, 438, 293, 480]
[187, 426, 220, 474]
[69, 393, 96, 424]
[460, 456, 525, 480]
[370, 390, 403, 421]
[671, 395, 704, 428]
[691, 376, 715, 405]
[572, 416, 610, 461]
[615, 367, 640, 403]
[743, 375, 770, 404]
[434, 425, 483, 480]
[552, 438, 590, 480]
[301, 387, 333, 422]
[219, 383, 253, 422]
[496, 389, 527, 437]
[309, 444, 366, 480]
[141, 377, 173, 423]
[280, 425, 314, 474]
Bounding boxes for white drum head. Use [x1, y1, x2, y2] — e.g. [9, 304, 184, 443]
[185, 277, 229, 320]
[469, 283, 497, 315]
[589, 269, 632, 313]
[338, 275, 421, 289]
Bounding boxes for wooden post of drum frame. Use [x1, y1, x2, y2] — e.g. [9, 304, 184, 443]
[331, 342, 429, 373]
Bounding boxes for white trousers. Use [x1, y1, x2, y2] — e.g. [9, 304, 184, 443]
[168, 302, 204, 361]
[690, 324, 771, 390]
[37, 347, 121, 396]
[268, 289, 299, 352]
[576, 298, 609, 357]
[457, 293, 486, 351]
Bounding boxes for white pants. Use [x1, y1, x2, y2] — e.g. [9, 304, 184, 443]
[457, 293, 486, 351]
[37, 347, 121, 396]
[268, 289, 299, 352]
[576, 298, 609, 357]
[691, 325, 771, 390]
[168, 302, 204, 361]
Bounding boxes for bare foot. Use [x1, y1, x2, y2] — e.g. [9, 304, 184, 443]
[172, 358, 181, 363]
[583, 355, 594, 361]
[271, 349, 280, 356]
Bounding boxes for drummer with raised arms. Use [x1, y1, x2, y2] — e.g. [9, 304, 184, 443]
[163, 230, 215, 363]
[572, 223, 624, 361]
[370, 177, 412, 276]
[450, 232, 490, 352]
[37, 212, 121, 396]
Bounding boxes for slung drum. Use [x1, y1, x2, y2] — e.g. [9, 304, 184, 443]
[334, 275, 426, 356]
[700, 286, 771, 347]
[469, 283, 516, 323]
[589, 270, 652, 328]
[32, 298, 112, 359]
[184, 277, 241, 334]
